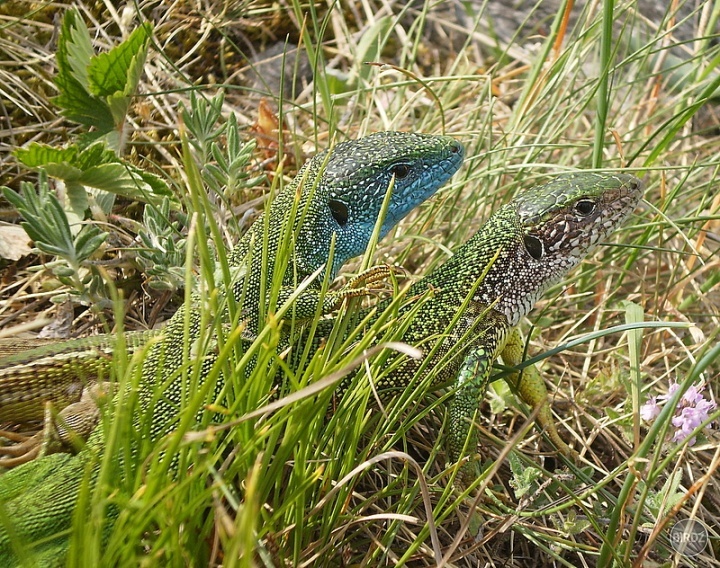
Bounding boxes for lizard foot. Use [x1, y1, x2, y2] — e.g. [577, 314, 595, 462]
[331, 264, 398, 305]
[0, 383, 108, 468]
[0, 429, 41, 467]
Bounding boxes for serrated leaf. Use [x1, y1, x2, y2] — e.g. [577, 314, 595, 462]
[15, 143, 79, 168]
[14, 143, 170, 204]
[57, 10, 93, 90]
[507, 452, 543, 499]
[88, 23, 151, 97]
[73, 143, 116, 168]
[53, 11, 114, 130]
[56, 98, 111, 130]
[52, 85, 114, 130]
[123, 45, 149, 98]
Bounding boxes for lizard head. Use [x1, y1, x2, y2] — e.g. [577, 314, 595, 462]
[485, 172, 644, 325]
[515, 171, 644, 268]
[296, 131, 464, 278]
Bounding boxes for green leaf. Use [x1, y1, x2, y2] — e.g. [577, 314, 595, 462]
[53, 11, 114, 130]
[42, 163, 84, 181]
[87, 23, 151, 97]
[52, 84, 114, 131]
[3, 178, 77, 261]
[105, 92, 131, 128]
[507, 452, 543, 499]
[15, 143, 79, 168]
[74, 226, 107, 261]
[57, 10, 93, 89]
[13, 142, 171, 213]
[134, 168, 172, 197]
[90, 187, 116, 216]
[65, 181, 90, 216]
[641, 470, 685, 519]
[52, 12, 152, 133]
[83, 162, 171, 200]
[72, 143, 116, 168]
[553, 509, 593, 537]
[78, 163, 154, 199]
[3, 174, 108, 291]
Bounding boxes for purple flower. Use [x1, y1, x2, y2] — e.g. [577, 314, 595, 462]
[640, 396, 660, 421]
[656, 382, 680, 402]
[642, 382, 716, 446]
[682, 385, 704, 407]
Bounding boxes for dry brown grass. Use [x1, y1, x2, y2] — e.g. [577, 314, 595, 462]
[1, 0, 718, 565]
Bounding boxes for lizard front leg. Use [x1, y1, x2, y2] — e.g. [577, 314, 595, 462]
[448, 345, 495, 487]
[448, 327, 577, 488]
[501, 328, 577, 459]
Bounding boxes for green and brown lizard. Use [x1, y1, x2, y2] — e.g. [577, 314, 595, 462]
[290, 171, 643, 483]
[0, 171, 642, 564]
[0, 131, 464, 464]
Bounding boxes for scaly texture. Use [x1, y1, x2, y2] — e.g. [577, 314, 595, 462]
[0, 132, 463, 464]
[0, 132, 464, 562]
[0, 332, 155, 424]
[0, 171, 641, 564]
[289, 171, 644, 482]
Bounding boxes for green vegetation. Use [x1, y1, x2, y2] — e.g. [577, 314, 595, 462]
[0, 0, 718, 566]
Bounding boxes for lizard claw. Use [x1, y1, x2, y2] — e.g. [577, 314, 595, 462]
[330, 264, 399, 307]
[344, 264, 395, 290]
[0, 383, 109, 468]
[0, 430, 42, 468]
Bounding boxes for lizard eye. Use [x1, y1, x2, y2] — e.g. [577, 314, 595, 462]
[575, 199, 596, 216]
[524, 234, 544, 260]
[391, 163, 411, 179]
[329, 199, 349, 226]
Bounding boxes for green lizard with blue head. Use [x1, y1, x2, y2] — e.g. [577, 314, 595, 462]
[0, 131, 463, 466]
[0, 167, 642, 564]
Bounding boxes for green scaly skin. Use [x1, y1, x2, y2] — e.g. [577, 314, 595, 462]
[0, 332, 156, 424]
[0, 132, 463, 465]
[0, 131, 463, 563]
[287, 171, 643, 483]
[0, 171, 641, 564]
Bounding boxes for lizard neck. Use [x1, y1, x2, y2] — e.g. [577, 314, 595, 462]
[422, 204, 581, 327]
